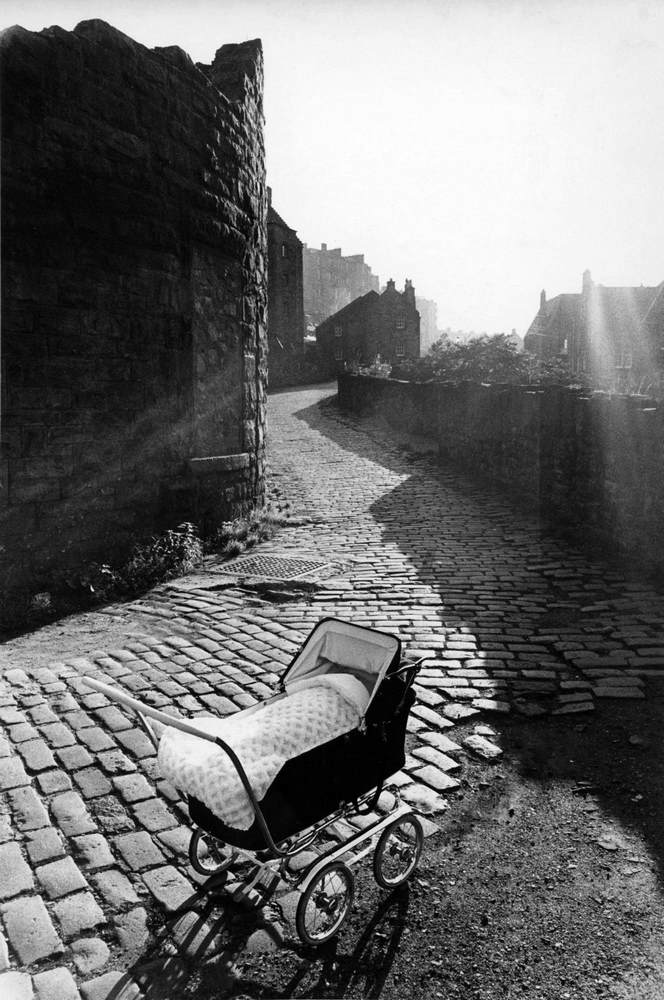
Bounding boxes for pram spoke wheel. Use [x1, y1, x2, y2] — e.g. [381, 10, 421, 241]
[188, 829, 235, 877]
[373, 812, 423, 889]
[296, 861, 355, 946]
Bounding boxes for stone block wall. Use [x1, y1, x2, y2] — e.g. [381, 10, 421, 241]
[1, 20, 267, 599]
[338, 374, 664, 576]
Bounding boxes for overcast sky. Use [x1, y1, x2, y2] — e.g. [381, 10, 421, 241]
[3, 0, 663, 334]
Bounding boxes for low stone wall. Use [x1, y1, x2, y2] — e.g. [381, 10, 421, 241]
[1, 21, 267, 601]
[338, 374, 664, 577]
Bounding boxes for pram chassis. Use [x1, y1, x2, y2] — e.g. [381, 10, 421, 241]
[84, 652, 425, 946]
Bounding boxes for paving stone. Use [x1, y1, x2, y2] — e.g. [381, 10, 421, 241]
[39, 723, 75, 747]
[53, 891, 106, 938]
[442, 703, 480, 721]
[93, 706, 133, 732]
[0, 756, 30, 791]
[51, 791, 96, 836]
[72, 937, 110, 975]
[412, 746, 461, 772]
[73, 768, 113, 799]
[114, 907, 149, 950]
[93, 869, 140, 908]
[97, 750, 137, 775]
[80, 971, 140, 1000]
[132, 798, 177, 833]
[89, 796, 135, 835]
[0, 842, 34, 899]
[33, 966, 80, 1000]
[72, 834, 115, 870]
[16, 739, 57, 773]
[36, 769, 73, 795]
[56, 745, 94, 771]
[472, 698, 511, 713]
[462, 734, 503, 761]
[418, 732, 462, 753]
[411, 704, 454, 729]
[78, 727, 116, 753]
[142, 865, 195, 912]
[1, 895, 64, 964]
[36, 854, 89, 901]
[592, 686, 645, 699]
[0, 972, 34, 1000]
[8, 786, 50, 830]
[156, 825, 191, 858]
[400, 783, 450, 814]
[26, 826, 66, 865]
[412, 764, 461, 793]
[115, 729, 157, 759]
[7, 723, 39, 743]
[114, 831, 165, 870]
[112, 773, 155, 804]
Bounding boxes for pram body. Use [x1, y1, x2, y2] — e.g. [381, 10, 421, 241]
[85, 618, 425, 945]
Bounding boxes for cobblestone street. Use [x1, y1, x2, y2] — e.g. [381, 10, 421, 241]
[2, 382, 664, 999]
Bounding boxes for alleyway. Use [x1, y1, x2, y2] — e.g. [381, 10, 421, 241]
[2, 382, 664, 999]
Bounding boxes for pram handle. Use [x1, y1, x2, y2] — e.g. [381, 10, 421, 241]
[392, 656, 426, 679]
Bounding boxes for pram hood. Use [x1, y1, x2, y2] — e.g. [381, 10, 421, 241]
[280, 618, 401, 720]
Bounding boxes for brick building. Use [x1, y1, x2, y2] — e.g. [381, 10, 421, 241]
[302, 243, 379, 330]
[1, 21, 268, 601]
[524, 271, 664, 393]
[316, 279, 420, 371]
[267, 190, 304, 353]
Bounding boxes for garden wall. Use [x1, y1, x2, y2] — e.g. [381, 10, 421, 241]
[338, 374, 664, 576]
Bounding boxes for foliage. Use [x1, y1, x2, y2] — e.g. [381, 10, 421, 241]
[390, 334, 528, 383]
[390, 334, 591, 389]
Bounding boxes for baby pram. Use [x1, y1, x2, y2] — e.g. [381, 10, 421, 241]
[85, 618, 425, 945]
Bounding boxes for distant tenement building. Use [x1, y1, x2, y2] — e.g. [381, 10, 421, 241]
[524, 271, 664, 393]
[303, 243, 379, 330]
[415, 296, 440, 354]
[267, 190, 305, 376]
[316, 279, 420, 371]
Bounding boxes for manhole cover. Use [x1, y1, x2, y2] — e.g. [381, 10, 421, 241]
[212, 554, 332, 580]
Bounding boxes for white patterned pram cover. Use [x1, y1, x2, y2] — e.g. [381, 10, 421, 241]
[158, 673, 370, 830]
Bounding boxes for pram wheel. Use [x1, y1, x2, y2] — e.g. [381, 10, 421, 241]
[188, 829, 235, 877]
[296, 861, 355, 946]
[373, 813, 423, 889]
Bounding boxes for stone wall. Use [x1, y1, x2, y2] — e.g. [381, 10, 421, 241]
[0, 20, 267, 600]
[338, 374, 664, 577]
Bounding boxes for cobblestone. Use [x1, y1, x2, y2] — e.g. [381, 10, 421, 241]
[1, 895, 64, 964]
[0, 842, 34, 899]
[0, 972, 34, 999]
[33, 966, 81, 999]
[36, 856, 89, 899]
[53, 892, 106, 937]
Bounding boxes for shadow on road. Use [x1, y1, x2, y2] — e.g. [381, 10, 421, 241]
[290, 392, 664, 896]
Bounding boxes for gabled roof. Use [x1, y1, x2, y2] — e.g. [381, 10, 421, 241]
[525, 293, 581, 343]
[267, 204, 298, 235]
[316, 290, 380, 329]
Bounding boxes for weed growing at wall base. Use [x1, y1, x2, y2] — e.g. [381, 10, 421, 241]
[0, 503, 294, 636]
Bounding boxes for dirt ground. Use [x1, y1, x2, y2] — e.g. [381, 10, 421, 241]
[178, 695, 664, 1000]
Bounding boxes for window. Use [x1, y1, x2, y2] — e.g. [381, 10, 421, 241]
[334, 325, 342, 337]
[616, 348, 633, 370]
[281, 244, 287, 258]
[334, 344, 343, 361]
[395, 342, 405, 357]
[396, 316, 406, 330]
[562, 338, 568, 355]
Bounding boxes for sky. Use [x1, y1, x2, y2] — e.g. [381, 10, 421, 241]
[3, 0, 663, 334]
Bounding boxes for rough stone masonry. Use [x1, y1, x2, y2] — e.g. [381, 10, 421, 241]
[0, 20, 268, 601]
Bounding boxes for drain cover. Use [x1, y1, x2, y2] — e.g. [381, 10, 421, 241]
[212, 554, 331, 580]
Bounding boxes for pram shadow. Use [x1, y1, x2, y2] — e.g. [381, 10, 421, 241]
[289, 393, 664, 892]
[103, 879, 410, 1000]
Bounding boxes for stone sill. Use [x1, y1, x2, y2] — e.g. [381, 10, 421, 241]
[189, 453, 250, 475]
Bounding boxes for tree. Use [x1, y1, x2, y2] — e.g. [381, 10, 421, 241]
[391, 334, 530, 383]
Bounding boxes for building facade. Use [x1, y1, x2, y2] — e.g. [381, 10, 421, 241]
[415, 296, 440, 354]
[1, 21, 268, 600]
[524, 271, 664, 394]
[316, 279, 420, 371]
[267, 191, 304, 354]
[302, 243, 379, 331]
